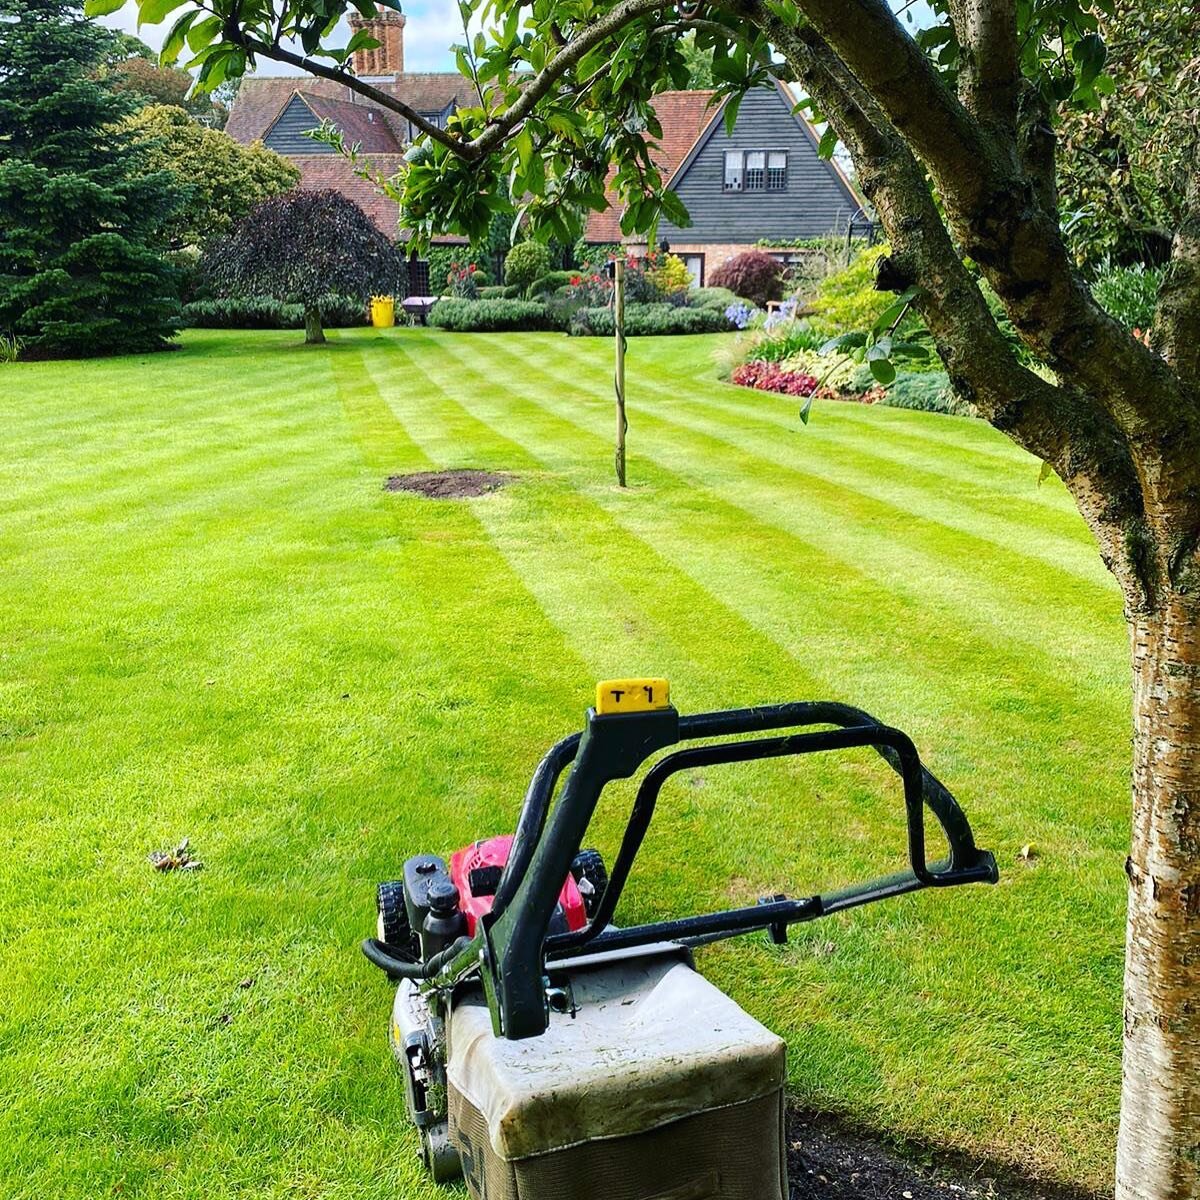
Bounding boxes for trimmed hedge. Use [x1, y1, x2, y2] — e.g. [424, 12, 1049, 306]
[530, 270, 577, 295]
[569, 303, 732, 337]
[182, 294, 369, 330]
[692, 286, 741, 311]
[428, 298, 552, 332]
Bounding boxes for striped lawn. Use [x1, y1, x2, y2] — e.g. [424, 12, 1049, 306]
[0, 327, 1128, 1197]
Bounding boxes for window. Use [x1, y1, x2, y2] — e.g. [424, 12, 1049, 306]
[723, 150, 744, 192]
[745, 151, 765, 191]
[683, 254, 705, 287]
[723, 150, 788, 193]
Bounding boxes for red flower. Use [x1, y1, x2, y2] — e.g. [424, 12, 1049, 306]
[570, 275, 582, 286]
[468, 263, 476, 273]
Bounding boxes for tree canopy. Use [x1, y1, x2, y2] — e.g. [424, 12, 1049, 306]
[0, 0, 185, 356]
[124, 104, 299, 247]
[200, 189, 405, 343]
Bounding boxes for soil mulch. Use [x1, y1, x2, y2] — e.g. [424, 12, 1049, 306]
[786, 1110, 1097, 1200]
[384, 469, 511, 499]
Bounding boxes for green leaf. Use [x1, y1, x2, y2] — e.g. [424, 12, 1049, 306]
[1037, 460, 1055, 486]
[83, 0, 125, 17]
[799, 394, 814, 425]
[868, 357, 897, 385]
[870, 286, 918, 335]
[159, 7, 197, 64]
[722, 93, 743, 137]
[819, 331, 866, 354]
[817, 126, 837, 159]
[186, 13, 221, 53]
[137, 0, 187, 28]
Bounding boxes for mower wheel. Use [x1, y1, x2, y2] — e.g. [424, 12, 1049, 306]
[376, 880, 414, 953]
[570, 849, 608, 919]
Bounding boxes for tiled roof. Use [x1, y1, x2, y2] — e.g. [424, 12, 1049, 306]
[225, 73, 471, 146]
[289, 154, 467, 244]
[584, 90, 720, 243]
[290, 153, 406, 238]
[302, 93, 403, 152]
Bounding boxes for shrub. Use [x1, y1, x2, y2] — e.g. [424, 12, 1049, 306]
[478, 285, 507, 299]
[530, 270, 577, 295]
[731, 360, 819, 396]
[428, 298, 552, 332]
[693, 286, 741, 311]
[0, 332, 24, 363]
[569, 303, 732, 337]
[881, 371, 973, 416]
[645, 253, 692, 298]
[504, 242, 552, 295]
[753, 322, 827, 362]
[1091, 261, 1164, 331]
[183, 296, 303, 328]
[709, 251, 785, 307]
[807, 245, 896, 333]
[781, 349, 862, 392]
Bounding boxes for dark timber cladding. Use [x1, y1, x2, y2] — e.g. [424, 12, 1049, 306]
[263, 95, 335, 155]
[659, 83, 861, 243]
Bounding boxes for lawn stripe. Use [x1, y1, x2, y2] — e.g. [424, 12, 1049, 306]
[413, 332, 1124, 680]
[498, 334, 1110, 589]
[384, 332, 1127, 834]
[366, 330, 1122, 1178]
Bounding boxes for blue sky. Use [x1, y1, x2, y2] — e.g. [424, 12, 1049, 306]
[101, 0, 933, 77]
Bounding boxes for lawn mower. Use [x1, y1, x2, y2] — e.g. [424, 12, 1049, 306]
[362, 680, 998, 1200]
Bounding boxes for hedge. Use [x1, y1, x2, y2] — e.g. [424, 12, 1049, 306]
[569, 303, 732, 337]
[880, 370, 973, 416]
[691, 286, 741, 311]
[182, 294, 368, 330]
[428, 298, 553, 332]
[530, 270, 577, 295]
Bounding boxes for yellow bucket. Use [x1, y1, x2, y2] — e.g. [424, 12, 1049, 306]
[370, 295, 395, 328]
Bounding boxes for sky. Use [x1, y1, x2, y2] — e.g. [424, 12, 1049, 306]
[99, 0, 934, 77]
[99, 0, 464, 74]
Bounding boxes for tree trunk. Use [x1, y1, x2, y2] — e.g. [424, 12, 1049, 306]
[304, 307, 325, 345]
[1118, 592, 1200, 1200]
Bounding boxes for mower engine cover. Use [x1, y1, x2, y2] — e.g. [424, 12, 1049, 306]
[449, 835, 588, 937]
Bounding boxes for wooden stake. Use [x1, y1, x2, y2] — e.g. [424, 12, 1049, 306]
[613, 258, 627, 487]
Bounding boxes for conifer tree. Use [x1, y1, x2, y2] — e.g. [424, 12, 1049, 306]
[0, 0, 186, 357]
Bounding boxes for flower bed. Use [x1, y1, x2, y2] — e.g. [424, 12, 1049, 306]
[731, 360, 820, 396]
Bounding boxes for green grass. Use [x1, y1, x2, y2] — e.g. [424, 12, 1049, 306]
[0, 327, 1128, 1196]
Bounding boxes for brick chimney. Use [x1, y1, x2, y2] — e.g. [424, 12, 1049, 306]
[348, 7, 406, 78]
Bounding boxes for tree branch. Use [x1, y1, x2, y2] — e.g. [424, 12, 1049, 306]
[1154, 168, 1200, 385]
[226, 28, 466, 153]
[956, 0, 1020, 124]
[469, 0, 669, 155]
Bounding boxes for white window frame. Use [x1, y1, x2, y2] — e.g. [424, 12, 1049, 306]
[767, 151, 788, 190]
[723, 150, 744, 192]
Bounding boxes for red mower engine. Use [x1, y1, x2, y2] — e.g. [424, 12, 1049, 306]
[450, 836, 602, 936]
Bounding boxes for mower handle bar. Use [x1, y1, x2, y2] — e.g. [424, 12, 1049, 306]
[441, 701, 997, 1040]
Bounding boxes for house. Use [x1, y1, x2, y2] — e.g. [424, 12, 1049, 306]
[224, 9, 471, 292]
[225, 12, 865, 290]
[583, 81, 867, 286]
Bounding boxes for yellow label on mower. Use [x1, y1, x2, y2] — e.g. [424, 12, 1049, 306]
[595, 678, 671, 714]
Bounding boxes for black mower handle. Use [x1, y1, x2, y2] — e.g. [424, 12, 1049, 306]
[449, 699, 997, 1041]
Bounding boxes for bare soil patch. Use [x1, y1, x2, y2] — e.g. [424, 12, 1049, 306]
[384, 469, 511, 499]
[786, 1110, 1096, 1200]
